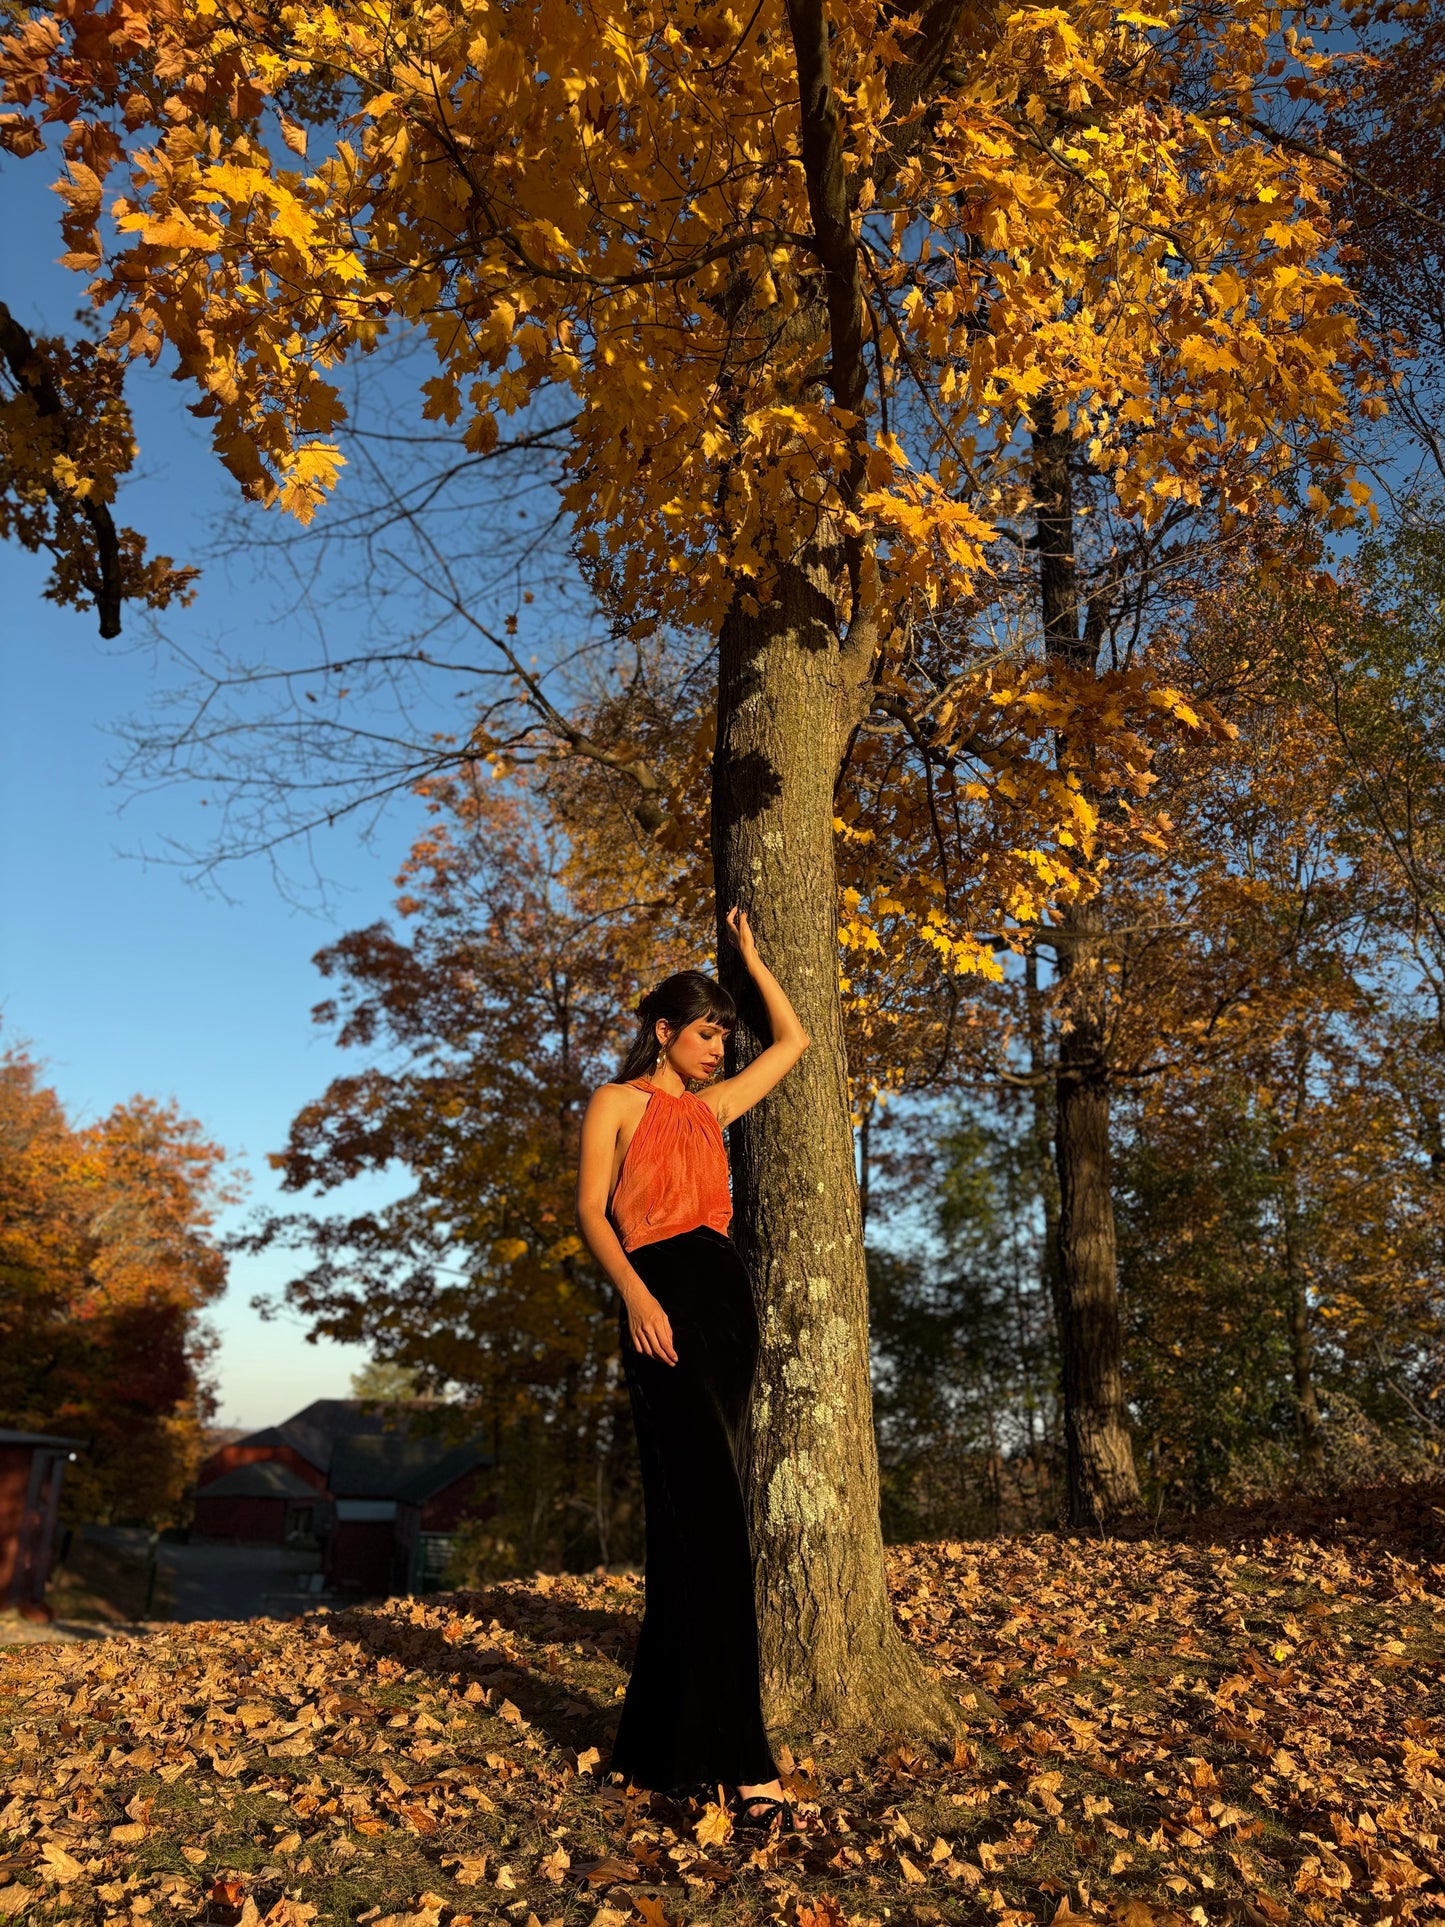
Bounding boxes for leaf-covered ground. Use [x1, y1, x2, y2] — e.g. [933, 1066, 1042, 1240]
[2, 1489, 1443, 1927]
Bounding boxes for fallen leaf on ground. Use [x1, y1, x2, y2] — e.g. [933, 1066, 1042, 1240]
[576, 1857, 639, 1888]
[39, 1845, 83, 1884]
[693, 1800, 732, 1847]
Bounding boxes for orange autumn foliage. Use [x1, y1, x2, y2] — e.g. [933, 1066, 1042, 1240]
[0, 1048, 231, 1525]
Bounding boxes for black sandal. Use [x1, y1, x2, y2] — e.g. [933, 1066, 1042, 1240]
[728, 1788, 800, 1833]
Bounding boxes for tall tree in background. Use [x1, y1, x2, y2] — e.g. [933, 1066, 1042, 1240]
[3, 0, 1378, 1725]
[1329, 0, 1445, 484]
[0, 1049, 229, 1524]
[865, 546, 1445, 1522]
[1028, 418, 1146, 1525]
[885, 547, 1419, 1522]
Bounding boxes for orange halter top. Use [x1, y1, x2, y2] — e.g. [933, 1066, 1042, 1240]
[608, 1077, 733, 1253]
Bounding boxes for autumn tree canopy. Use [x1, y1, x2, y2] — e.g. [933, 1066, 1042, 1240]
[0, 1047, 231, 1525]
[2, 0, 1378, 930]
[858, 534, 1445, 1532]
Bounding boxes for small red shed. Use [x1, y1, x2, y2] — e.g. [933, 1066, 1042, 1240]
[0, 1430, 85, 1613]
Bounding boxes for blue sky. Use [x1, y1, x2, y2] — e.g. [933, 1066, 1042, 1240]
[2, 165, 426, 1429]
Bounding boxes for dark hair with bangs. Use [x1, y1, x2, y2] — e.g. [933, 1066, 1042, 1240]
[615, 970, 735, 1084]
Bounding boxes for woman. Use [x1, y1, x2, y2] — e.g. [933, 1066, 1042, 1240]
[575, 905, 809, 1830]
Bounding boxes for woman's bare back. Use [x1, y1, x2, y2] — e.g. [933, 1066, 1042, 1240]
[605, 1082, 653, 1212]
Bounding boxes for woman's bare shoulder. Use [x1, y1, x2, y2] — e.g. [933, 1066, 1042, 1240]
[587, 1081, 647, 1112]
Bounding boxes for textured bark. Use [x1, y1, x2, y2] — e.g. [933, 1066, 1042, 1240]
[1033, 418, 1142, 1526]
[711, 571, 971, 1739]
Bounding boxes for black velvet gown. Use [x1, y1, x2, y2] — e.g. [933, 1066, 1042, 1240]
[608, 1222, 779, 1792]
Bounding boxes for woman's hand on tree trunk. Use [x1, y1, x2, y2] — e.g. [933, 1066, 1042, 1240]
[626, 1289, 678, 1365]
[724, 904, 761, 971]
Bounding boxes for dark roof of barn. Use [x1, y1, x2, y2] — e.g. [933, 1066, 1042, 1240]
[216, 1401, 489, 1495]
[328, 1434, 490, 1502]
[221, 1400, 425, 1473]
[195, 1462, 321, 1501]
[275, 1402, 374, 1469]
[225, 1423, 300, 1455]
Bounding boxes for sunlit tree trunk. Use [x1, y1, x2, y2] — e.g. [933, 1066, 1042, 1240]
[711, 571, 971, 1737]
[1052, 905, 1141, 1523]
[694, 0, 989, 1736]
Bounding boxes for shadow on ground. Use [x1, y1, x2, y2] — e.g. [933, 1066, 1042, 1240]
[326, 1580, 642, 1762]
[1111, 1474, 1445, 1560]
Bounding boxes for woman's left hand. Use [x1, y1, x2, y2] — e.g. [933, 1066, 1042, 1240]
[724, 904, 760, 967]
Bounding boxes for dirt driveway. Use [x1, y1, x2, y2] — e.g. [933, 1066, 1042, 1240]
[156, 1542, 325, 1621]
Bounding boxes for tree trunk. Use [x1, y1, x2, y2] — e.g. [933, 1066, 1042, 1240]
[1032, 418, 1142, 1526]
[700, 0, 992, 1733]
[711, 570, 974, 1738]
[1053, 900, 1141, 1524]
[1284, 1228, 1327, 1482]
[1277, 1035, 1326, 1481]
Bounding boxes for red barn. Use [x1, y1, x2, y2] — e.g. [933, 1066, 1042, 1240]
[190, 1401, 492, 1596]
[196, 1405, 344, 1497]
[326, 1434, 492, 1596]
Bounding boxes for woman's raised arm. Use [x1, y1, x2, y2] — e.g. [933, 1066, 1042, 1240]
[704, 906, 810, 1129]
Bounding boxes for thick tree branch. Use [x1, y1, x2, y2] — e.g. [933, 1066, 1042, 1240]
[863, 1, 967, 203]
